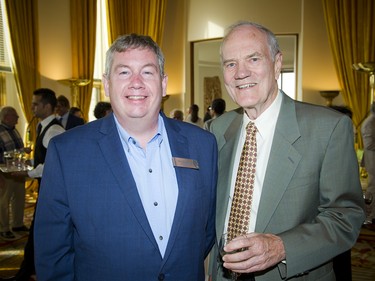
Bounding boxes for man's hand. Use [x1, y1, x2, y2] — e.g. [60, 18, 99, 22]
[222, 233, 286, 273]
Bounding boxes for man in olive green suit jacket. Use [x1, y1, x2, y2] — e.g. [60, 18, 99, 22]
[210, 21, 365, 281]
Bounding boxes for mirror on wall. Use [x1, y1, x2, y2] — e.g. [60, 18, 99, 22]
[190, 34, 298, 112]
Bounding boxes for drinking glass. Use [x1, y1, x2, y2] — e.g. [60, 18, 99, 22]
[219, 233, 240, 280]
[3, 151, 14, 171]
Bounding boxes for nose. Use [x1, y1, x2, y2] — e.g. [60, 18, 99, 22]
[129, 73, 144, 88]
[234, 61, 250, 80]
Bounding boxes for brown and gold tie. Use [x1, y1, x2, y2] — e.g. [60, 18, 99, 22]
[227, 122, 257, 241]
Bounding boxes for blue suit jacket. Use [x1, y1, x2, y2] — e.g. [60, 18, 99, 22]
[34, 112, 218, 281]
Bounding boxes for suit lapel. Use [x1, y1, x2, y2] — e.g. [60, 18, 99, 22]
[255, 93, 302, 232]
[97, 115, 159, 250]
[160, 116, 192, 262]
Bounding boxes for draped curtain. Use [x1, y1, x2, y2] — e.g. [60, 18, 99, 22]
[70, 0, 97, 121]
[0, 73, 6, 106]
[322, 0, 375, 147]
[106, 0, 167, 46]
[5, 0, 40, 141]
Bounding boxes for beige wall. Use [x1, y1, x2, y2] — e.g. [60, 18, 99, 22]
[161, 0, 186, 117]
[38, 0, 72, 98]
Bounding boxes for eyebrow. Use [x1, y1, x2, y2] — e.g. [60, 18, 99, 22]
[222, 51, 263, 65]
[114, 63, 159, 71]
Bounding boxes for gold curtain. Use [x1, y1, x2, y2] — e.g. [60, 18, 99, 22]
[322, 0, 375, 147]
[0, 73, 6, 106]
[106, 0, 167, 46]
[5, 0, 40, 141]
[70, 0, 97, 121]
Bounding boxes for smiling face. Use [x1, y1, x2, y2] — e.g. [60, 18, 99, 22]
[221, 25, 282, 119]
[103, 47, 167, 125]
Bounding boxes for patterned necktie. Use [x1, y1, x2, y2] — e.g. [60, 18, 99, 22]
[227, 122, 257, 241]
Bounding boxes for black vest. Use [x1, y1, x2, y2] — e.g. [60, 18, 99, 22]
[34, 118, 63, 169]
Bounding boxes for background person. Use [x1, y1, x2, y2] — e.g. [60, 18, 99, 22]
[55, 95, 84, 130]
[69, 106, 84, 120]
[0, 107, 29, 241]
[209, 21, 364, 281]
[185, 104, 204, 128]
[204, 98, 226, 131]
[93, 101, 112, 119]
[169, 108, 184, 121]
[3, 88, 65, 281]
[361, 102, 375, 224]
[34, 34, 217, 281]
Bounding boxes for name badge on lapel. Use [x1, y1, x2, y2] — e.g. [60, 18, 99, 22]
[172, 157, 199, 169]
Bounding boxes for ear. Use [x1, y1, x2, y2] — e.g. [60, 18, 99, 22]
[162, 75, 168, 97]
[274, 52, 283, 80]
[102, 74, 110, 97]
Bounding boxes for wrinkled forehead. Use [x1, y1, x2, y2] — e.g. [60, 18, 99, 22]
[223, 25, 268, 49]
[221, 26, 270, 58]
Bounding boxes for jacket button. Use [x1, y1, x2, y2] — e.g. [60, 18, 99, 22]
[158, 273, 165, 280]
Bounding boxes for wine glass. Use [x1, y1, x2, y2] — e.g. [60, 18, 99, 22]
[219, 233, 240, 280]
[3, 151, 13, 171]
[363, 191, 373, 224]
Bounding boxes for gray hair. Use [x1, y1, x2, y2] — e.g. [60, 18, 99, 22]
[220, 21, 281, 62]
[104, 34, 165, 78]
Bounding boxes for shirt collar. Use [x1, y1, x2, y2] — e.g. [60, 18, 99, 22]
[60, 112, 69, 120]
[242, 90, 282, 139]
[40, 114, 58, 128]
[114, 114, 164, 151]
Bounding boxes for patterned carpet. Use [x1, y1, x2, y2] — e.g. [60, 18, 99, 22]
[0, 180, 38, 278]
[352, 225, 375, 281]
[0, 202, 374, 280]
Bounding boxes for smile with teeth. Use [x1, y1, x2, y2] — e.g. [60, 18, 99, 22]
[237, 83, 257, 89]
[127, 95, 146, 100]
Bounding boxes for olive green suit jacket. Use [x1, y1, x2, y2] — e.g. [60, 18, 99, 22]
[210, 92, 365, 281]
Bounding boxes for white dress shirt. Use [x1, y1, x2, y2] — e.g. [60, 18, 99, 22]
[27, 115, 65, 178]
[224, 91, 282, 234]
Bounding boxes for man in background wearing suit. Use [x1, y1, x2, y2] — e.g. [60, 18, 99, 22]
[55, 95, 84, 130]
[209, 21, 364, 281]
[361, 102, 375, 224]
[34, 34, 218, 281]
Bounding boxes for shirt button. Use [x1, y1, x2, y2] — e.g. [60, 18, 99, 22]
[158, 273, 165, 280]
[149, 168, 152, 173]
[154, 202, 158, 206]
[159, 235, 163, 240]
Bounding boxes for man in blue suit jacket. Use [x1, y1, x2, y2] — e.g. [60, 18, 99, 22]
[34, 34, 218, 281]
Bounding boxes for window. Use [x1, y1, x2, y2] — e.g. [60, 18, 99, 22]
[278, 71, 296, 99]
[88, 0, 109, 121]
[0, 0, 11, 72]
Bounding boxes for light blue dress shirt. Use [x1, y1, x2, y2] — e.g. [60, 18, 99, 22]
[114, 115, 179, 257]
